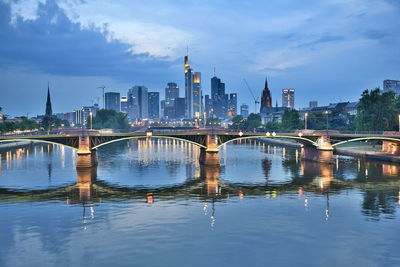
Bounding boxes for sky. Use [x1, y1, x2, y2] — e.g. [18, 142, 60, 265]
[0, 0, 399, 116]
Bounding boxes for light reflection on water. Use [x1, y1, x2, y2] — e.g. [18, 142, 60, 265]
[1, 139, 400, 267]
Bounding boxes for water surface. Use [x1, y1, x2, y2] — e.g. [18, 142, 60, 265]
[1, 139, 400, 267]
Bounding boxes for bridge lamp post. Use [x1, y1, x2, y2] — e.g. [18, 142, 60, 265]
[398, 114, 400, 132]
[89, 112, 93, 130]
[325, 111, 329, 130]
[304, 113, 308, 130]
[239, 131, 243, 137]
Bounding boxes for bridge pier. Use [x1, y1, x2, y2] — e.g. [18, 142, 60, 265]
[382, 141, 400, 155]
[76, 135, 98, 169]
[199, 135, 220, 166]
[302, 136, 334, 164]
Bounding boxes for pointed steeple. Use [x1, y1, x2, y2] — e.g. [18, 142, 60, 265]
[260, 76, 272, 112]
[45, 83, 53, 117]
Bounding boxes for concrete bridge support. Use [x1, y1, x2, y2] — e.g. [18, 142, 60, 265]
[302, 136, 334, 164]
[199, 135, 220, 166]
[382, 141, 400, 155]
[76, 135, 98, 169]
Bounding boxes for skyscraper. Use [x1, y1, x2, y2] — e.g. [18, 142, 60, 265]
[193, 72, 202, 118]
[205, 94, 212, 117]
[211, 76, 227, 118]
[165, 82, 179, 107]
[383, 80, 400, 95]
[127, 85, 148, 121]
[121, 96, 128, 113]
[228, 93, 237, 117]
[184, 55, 193, 119]
[240, 104, 249, 118]
[282, 89, 295, 108]
[148, 92, 160, 119]
[105, 92, 121, 112]
[175, 97, 185, 119]
[45, 84, 52, 117]
[260, 77, 272, 113]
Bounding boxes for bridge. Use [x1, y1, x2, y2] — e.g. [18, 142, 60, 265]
[1, 129, 400, 168]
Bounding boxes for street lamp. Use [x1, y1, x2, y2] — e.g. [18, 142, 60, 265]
[89, 112, 93, 130]
[304, 113, 308, 130]
[398, 114, 400, 132]
[325, 110, 329, 130]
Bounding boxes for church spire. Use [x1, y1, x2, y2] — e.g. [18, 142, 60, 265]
[45, 83, 53, 117]
[260, 76, 272, 112]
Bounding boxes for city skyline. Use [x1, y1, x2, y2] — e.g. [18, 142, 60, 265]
[1, 0, 400, 116]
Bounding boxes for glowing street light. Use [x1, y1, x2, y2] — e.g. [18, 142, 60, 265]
[239, 131, 243, 137]
[266, 132, 270, 136]
[305, 113, 309, 130]
[398, 114, 400, 132]
[272, 132, 276, 137]
[89, 112, 93, 130]
[146, 131, 153, 137]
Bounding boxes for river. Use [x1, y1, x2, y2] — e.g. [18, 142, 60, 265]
[1, 139, 400, 267]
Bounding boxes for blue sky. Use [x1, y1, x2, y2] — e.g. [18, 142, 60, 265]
[0, 0, 399, 116]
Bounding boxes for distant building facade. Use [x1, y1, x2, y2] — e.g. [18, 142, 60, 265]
[383, 80, 400, 95]
[228, 93, 237, 117]
[148, 92, 160, 119]
[240, 104, 249, 118]
[128, 85, 148, 121]
[105, 92, 121, 112]
[309, 101, 318, 108]
[282, 88, 295, 108]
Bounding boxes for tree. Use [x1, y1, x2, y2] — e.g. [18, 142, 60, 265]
[265, 121, 281, 131]
[355, 88, 399, 131]
[281, 110, 301, 131]
[243, 113, 261, 131]
[90, 109, 130, 130]
[230, 115, 244, 130]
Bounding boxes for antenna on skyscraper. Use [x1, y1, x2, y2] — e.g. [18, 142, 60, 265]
[213, 67, 216, 76]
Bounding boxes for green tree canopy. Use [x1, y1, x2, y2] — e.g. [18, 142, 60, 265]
[89, 109, 130, 130]
[355, 88, 399, 131]
[281, 110, 302, 131]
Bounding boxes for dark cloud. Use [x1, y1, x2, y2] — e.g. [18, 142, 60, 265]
[0, 1, 176, 82]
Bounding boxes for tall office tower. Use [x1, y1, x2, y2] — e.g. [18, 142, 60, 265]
[175, 97, 186, 119]
[282, 88, 295, 108]
[105, 92, 121, 112]
[211, 76, 226, 118]
[383, 80, 400, 94]
[121, 96, 128, 113]
[165, 82, 179, 107]
[205, 94, 212, 117]
[260, 76, 272, 112]
[309, 101, 318, 108]
[240, 104, 249, 118]
[127, 85, 148, 121]
[148, 92, 160, 119]
[45, 84, 52, 117]
[193, 72, 202, 118]
[184, 55, 193, 119]
[228, 93, 237, 116]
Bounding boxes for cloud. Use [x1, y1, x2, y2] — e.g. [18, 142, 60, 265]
[0, 1, 176, 81]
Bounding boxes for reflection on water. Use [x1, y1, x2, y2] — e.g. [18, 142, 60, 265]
[1, 139, 400, 266]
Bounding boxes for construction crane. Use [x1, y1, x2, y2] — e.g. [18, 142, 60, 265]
[243, 79, 260, 113]
[97, 85, 106, 109]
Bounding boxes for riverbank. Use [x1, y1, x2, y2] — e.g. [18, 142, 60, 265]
[335, 147, 400, 163]
[256, 138, 400, 163]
